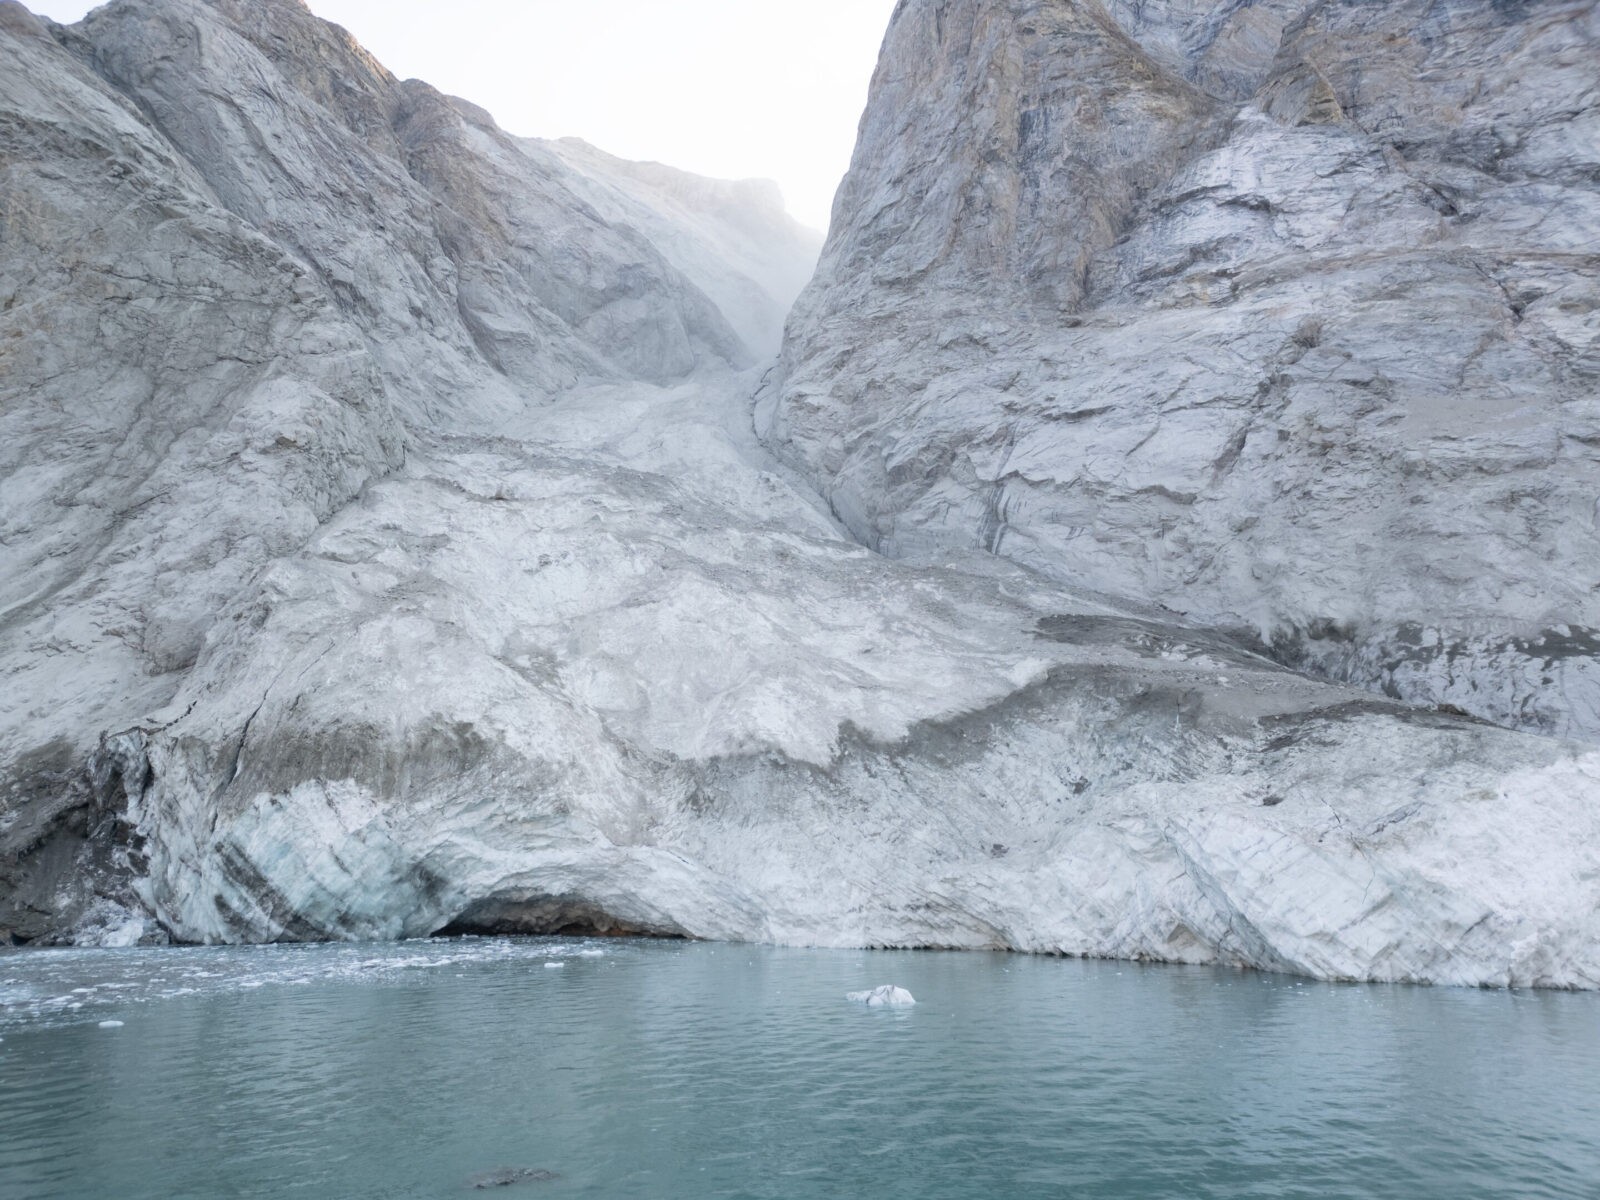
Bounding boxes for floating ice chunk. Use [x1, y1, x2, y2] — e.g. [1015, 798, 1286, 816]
[98, 914, 148, 948]
[577, 949, 605, 958]
[544, 962, 565, 969]
[97, 1020, 124, 1029]
[847, 985, 916, 1007]
[71, 902, 150, 949]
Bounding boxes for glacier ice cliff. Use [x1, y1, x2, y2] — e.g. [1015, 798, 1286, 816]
[1, 0, 1598, 988]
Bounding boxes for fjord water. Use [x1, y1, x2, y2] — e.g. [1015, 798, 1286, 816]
[1, 941, 1596, 1200]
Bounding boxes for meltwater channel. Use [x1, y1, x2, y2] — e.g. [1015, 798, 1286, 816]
[2, 938, 1597, 1199]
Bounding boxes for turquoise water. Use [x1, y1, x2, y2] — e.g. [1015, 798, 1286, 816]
[1, 939, 1597, 1199]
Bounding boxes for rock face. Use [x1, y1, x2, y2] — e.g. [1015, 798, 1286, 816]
[0, 0, 813, 941]
[765, 0, 1600, 742]
[2, 0, 1598, 988]
[541, 138, 822, 357]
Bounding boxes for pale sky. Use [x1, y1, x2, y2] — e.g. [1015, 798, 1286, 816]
[25, 0, 899, 232]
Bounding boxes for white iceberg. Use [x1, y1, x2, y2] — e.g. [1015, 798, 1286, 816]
[97, 1020, 124, 1029]
[544, 962, 565, 970]
[848, 985, 916, 1007]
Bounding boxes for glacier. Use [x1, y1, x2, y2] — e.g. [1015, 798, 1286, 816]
[0, 0, 1597, 989]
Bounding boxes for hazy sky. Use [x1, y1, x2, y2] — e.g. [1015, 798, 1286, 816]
[26, 0, 899, 232]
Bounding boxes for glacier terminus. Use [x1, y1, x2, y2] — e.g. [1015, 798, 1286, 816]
[1, 0, 1599, 990]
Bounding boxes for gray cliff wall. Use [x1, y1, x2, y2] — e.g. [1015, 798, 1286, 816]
[0, 0, 816, 941]
[766, 0, 1600, 740]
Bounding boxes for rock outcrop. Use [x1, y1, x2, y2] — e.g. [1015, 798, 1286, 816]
[2, 0, 1598, 988]
[0, 0, 814, 941]
[765, 0, 1600, 741]
[541, 137, 822, 357]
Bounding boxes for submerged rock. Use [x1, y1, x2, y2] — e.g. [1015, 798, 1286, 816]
[468, 1166, 559, 1190]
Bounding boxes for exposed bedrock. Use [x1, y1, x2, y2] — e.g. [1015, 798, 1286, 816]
[764, 0, 1600, 740]
[0, 0, 816, 940]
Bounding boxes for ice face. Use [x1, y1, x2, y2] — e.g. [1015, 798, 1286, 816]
[1, 0, 1597, 988]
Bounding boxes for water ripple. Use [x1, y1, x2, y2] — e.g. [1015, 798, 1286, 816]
[0, 942, 1597, 1199]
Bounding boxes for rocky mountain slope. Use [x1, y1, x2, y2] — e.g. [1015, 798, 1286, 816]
[765, 0, 1600, 741]
[541, 137, 822, 357]
[0, 0, 814, 939]
[2, 0, 1598, 988]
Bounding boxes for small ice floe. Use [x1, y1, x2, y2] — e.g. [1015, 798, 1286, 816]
[576, 948, 605, 958]
[847, 985, 916, 1007]
[97, 1020, 124, 1029]
[543, 962, 565, 969]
